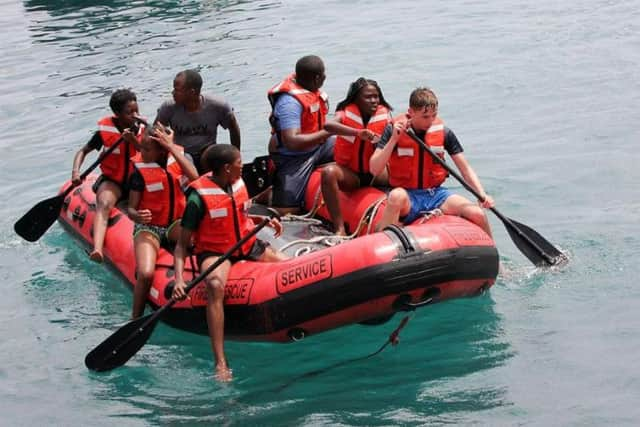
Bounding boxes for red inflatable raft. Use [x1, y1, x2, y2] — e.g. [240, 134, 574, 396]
[58, 167, 498, 343]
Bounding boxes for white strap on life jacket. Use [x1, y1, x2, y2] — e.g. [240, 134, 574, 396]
[209, 208, 228, 218]
[345, 110, 363, 125]
[99, 124, 120, 134]
[369, 112, 389, 124]
[231, 179, 245, 193]
[288, 88, 311, 95]
[198, 188, 227, 196]
[397, 147, 414, 157]
[135, 162, 160, 169]
[146, 182, 164, 192]
[427, 123, 444, 133]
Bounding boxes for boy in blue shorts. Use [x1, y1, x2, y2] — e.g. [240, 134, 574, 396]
[369, 87, 495, 236]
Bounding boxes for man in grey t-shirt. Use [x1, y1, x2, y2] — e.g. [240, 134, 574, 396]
[154, 69, 241, 173]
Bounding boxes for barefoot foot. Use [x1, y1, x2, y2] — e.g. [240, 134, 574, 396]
[89, 250, 104, 263]
[214, 365, 233, 382]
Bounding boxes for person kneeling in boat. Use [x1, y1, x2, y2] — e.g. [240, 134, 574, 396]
[127, 124, 199, 320]
[321, 77, 393, 235]
[369, 87, 495, 236]
[71, 89, 145, 263]
[172, 144, 288, 382]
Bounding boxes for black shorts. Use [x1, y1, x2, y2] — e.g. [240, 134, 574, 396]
[196, 238, 269, 267]
[92, 174, 129, 201]
[356, 172, 375, 186]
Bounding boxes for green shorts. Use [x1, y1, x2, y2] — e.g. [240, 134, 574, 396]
[133, 220, 180, 246]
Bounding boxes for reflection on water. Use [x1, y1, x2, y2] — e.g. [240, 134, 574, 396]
[23, 0, 278, 44]
[84, 290, 511, 425]
[6, 0, 640, 424]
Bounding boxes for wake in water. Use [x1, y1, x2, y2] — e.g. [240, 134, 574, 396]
[496, 246, 572, 290]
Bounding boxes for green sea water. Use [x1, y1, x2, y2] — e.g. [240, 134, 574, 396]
[1, 0, 639, 425]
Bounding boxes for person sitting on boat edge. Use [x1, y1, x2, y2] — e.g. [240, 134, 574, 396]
[154, 69, 241, 174]
[127, 124, 199, 320]
[172, 144, 289, 382]
[267, 55, 335, 215]
[369, 87, 495, 236]
[71, 88, 144, 263]
[321, 77, 393, 235]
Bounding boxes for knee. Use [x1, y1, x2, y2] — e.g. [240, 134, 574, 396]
[136, 268, 154, 284]
[387, 188, 408, 210]
[321, 165, 338, 186]
[462, 205, 487, 224]
[96, 197, 114, 212]
[205, 277, 225, 300]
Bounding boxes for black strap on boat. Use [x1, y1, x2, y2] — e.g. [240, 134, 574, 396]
[383, 223, 417, 254]
[274, 309, 420, 392]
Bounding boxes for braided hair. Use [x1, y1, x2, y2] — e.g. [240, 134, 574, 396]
[335, 77, 392, 112]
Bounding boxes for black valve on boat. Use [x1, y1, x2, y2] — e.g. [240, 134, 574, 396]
[288, 328, 307, 341]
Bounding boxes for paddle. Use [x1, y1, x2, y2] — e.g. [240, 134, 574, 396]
[406, 128, 566, 267]
[241, 155, 274, 198]
[14, 136, 127, 242]
[84, 215, 274, 372]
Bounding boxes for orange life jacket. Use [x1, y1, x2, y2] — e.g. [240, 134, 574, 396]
[132, 150, 187, 227]
[189, 176, 256, 256]
[388, 116, 448, 189]
[268, 74, 329, 149]
[334, 104, 391, 174]
[97, 116, 140, 185]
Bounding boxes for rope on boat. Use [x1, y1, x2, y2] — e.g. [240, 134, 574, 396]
[279, 194, 389, 255]
[415, 208, 443, 223]
[364, 195, 387, 235]
[275, 305, 423, 392]
[281, 186, 325, 222]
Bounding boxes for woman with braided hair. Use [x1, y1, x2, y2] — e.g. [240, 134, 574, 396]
[321, 78, 393, 235]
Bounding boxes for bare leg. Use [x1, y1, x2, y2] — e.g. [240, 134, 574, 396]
[259, 246, 290, 262]
[375, 187, 411, 232]
[90, 180, 121, 263]
[321, 164, 360, 235]
[200, 256, 232, 382]
[272, 206, 301, 216]
[132, 231, 160, 319]
[440, 194, 493, 237]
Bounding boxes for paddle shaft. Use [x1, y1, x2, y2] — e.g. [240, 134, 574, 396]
[405, 128, 558, 265]
[106, 217, 272, 357]
[63, 136, 126, 197]
[162, 216, 269, 312]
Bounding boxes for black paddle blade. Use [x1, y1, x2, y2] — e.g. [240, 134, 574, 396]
[503, 216, 567, 267]
[85, 313, 159, 372]
[242, 155, 274, 198]
[14, 194, 65, 242]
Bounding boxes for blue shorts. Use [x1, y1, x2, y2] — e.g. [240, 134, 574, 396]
[401, 187, 451, 224]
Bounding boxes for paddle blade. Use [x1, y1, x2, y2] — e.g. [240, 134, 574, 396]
[85, 313, 159, 372]
[242, 155, 274, 198]
[503, 216, 567, 267]
[14, 195, 65, 242]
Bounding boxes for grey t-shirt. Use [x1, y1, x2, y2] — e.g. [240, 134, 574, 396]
[154, 94, 233, 156]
